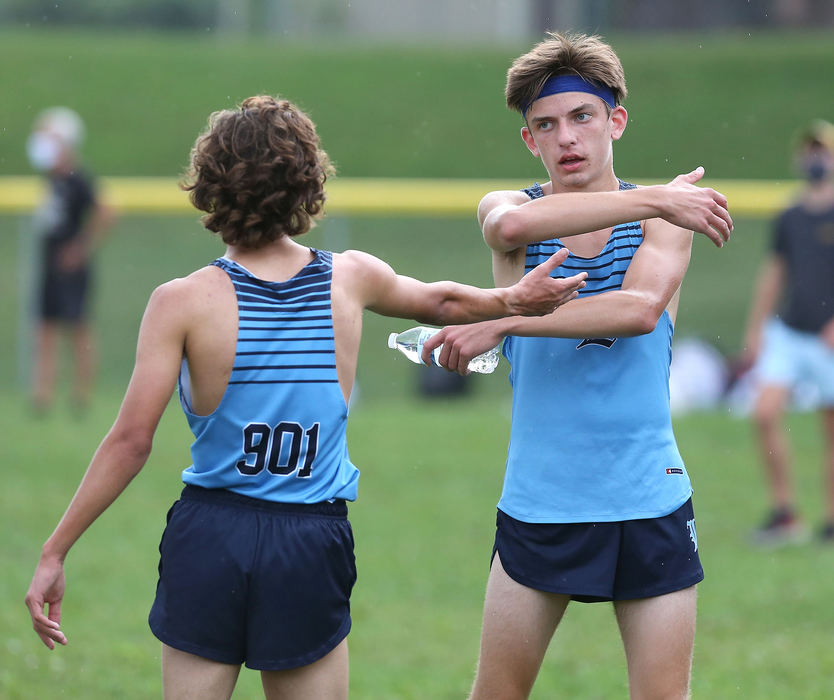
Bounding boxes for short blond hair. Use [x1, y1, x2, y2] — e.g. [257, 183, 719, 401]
[505, 32, 627, 115]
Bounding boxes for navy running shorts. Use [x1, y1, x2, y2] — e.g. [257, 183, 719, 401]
[39, 264, 91, 322]
[493, 498, 703, 602]
[148, 485, 356, 670]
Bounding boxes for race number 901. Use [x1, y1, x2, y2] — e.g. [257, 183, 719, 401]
[235, 421, 320, 478]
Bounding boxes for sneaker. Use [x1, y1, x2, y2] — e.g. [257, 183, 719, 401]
[751, 508, 809, 547]
[819, 522, 834, 543]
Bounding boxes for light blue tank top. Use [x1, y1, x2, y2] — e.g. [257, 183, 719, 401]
[498, 182, 691, 523]
[180, 251, 359, 503]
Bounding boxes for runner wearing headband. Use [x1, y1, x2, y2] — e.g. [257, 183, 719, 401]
[423, 31, 732, 699]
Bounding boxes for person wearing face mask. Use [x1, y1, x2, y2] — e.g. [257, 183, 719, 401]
[742, 119, 834, 545]
[27, 107, 115, 414]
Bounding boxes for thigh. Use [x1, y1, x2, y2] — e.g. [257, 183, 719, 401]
[805, 335, 834, 405]
[261, 639, 349, 700]
[470, 552, 570, 700]
[614, 586, 697, 700]
[149, 498, 252, 665]
[755, 319, 800, 390]
[246, 510, 356, 670]
[614, 499, 704, 601]
[161, 643, 241, 700]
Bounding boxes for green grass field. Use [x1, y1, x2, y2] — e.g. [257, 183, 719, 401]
[2, 394, 834, 699]
[2, 24, 833, 699]
[1, 208, 833, 698]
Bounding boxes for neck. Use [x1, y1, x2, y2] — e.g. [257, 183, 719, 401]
[547, 169, 620, 195]
[224, 236, 314, 281]
[801, 180, 834, 210]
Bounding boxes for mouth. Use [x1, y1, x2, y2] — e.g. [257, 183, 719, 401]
[558, 154, 585, 170]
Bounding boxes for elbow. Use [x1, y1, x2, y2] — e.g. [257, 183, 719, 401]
[632, 310, 659, 335]
[627, 299, 664, 336]
[107, 425, 154, 469]
[486, 210, 526, 252]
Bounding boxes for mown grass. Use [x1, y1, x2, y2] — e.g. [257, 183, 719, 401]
[2, 393, 833, 699]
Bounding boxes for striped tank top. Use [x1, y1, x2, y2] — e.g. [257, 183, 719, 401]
[180, 250, 359, 503]
[498, 181, 691, 523]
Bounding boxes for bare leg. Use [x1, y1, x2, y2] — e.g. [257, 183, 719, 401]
[614, 586, 697, 700]
[32, 321, 60, 412]
[161, 644, 241, 700]
[822, 407, 834, 524]
[71, 321, 96, 408]
[469, 553, 570, 700]
[753, 384, 794, 511]
[261, 639, 349, 700]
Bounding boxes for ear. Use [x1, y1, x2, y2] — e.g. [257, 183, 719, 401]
[609, 106, 628, 141]
[521, 125, 540, 158]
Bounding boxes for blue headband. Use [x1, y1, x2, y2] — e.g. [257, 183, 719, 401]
[522, 74, 616, 117]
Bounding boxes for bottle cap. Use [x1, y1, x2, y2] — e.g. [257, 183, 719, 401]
[387, 332, 398, 349]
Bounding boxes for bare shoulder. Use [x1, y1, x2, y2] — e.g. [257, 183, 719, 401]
[145, 265, 230, 320]
[333, 249, 399, 308]
[333, 249, 395, 281]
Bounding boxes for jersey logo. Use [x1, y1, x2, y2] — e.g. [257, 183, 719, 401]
[666, 467, 684, 475]
[686, 518, 698, 552]
[576, 337, 617, 349]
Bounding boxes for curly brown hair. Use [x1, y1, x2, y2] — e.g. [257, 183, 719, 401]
[506, 32, 627, 117]
[183, 95, 334, 248]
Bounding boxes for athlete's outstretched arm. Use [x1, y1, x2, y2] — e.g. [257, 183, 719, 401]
[481, 167, 731, 254]
[341, 248, 586, 325]
[425, 218, 693, 374]
[24, 281, 189, 650]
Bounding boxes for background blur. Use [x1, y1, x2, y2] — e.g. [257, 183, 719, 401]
[2, 2, 834, 698]
[1, 0, 833, 400]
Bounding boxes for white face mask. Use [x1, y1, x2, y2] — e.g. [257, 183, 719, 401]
[26, 132, 63, 171]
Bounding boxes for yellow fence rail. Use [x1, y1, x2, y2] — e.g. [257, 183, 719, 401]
[0, 176, 799, 218]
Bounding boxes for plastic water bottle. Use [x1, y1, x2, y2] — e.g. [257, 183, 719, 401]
[387, 326, 500, 374]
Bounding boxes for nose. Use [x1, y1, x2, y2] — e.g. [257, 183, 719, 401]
[556, 121, 576, 147]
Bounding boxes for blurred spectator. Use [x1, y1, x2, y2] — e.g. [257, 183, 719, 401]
[742, 120, 834, 545]
[669, 337, 730, 415]
[26, 107, 115, 414]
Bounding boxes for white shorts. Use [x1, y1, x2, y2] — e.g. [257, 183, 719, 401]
[755, 318, 834, 406]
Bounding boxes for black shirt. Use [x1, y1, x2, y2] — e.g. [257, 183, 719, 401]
[772, 201, 834, 333]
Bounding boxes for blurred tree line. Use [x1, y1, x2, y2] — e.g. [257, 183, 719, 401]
[3, 0, 832, 35]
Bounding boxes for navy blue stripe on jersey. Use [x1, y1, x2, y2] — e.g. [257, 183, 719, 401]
[521, 181, 642, 295]
[238, 295, 330, 313]
[239, 314, 332, 323]
[212, 254, 339, 386]
[226, 379, 337, 385]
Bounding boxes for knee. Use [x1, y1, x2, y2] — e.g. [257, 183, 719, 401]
[753, 397, 782, 431]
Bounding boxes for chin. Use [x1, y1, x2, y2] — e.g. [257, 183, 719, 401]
[557, 171, 592, 190]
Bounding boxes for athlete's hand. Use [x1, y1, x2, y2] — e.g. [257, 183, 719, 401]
[505, 249, 586, 317]
[422, 319, 508, 376]
[25, 556, 68, 650]
[660, 167, 733, 247]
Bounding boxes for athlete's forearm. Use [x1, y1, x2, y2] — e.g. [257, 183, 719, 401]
[412, 283, 515, 325]
[500, 289, 664, 339]
[484, 186, 666, 252]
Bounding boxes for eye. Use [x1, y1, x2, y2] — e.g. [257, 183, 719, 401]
[537, 120, 553, 131]
[575, 112, 592, 122]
